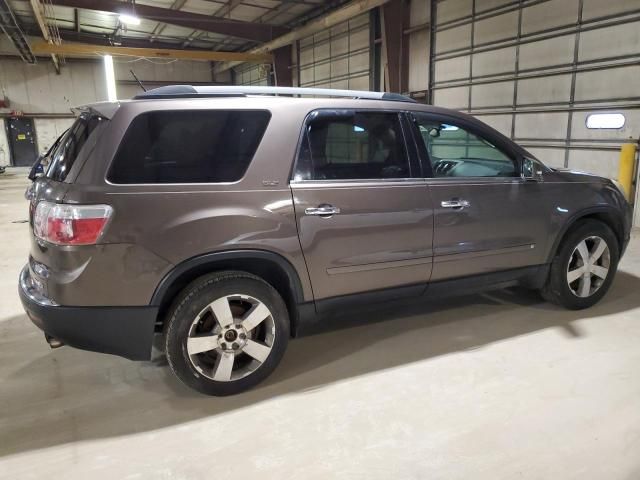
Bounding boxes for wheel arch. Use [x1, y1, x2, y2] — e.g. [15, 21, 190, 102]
[151, 250, 306, 335]
[547, 206, 625, 263]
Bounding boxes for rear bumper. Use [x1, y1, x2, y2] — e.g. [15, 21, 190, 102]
[19, 265, 158, 361]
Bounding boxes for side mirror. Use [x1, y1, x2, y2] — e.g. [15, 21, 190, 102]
[521, 157, 543, 181]
[28, 155, 45, 181]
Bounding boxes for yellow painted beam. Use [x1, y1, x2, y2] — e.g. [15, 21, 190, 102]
[29, 0, 60, 73]
[31, 40, 273, 63]
[618, 143, 637, 201]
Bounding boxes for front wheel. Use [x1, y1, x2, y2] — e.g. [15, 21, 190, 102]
[542, 220, 619, 310]
[165, 271, 289, 396]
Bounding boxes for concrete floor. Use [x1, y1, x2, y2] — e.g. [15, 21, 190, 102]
[1, 168, 640, 480]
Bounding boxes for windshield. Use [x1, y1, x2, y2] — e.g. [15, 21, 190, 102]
[47, 112, 107, 181]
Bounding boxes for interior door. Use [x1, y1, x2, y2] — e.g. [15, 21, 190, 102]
[410, 112, 550, 282]
[291, 110, 434, 302]
[7, 117, 38, 166]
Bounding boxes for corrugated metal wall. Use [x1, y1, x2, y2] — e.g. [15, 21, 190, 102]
[431, 0, 640, 181]
[234, 63, 270, 86]
[298, 13, 371, 90]
[408, 1, 431, 97]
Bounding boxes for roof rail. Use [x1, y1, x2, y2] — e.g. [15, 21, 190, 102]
[133, 85, 416, 103]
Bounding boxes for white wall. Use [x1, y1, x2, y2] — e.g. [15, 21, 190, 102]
[0, 123, 9, 167]
[0, 54, 214, 164]
[33, 118, 76, 153]
[113, 57, 214, 98]
[0, 58, 107, 115]
[0, 57, 102, 163]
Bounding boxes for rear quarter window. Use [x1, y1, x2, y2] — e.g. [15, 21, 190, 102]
[108, 110, 271, 184]
[47, 114, 106, 182]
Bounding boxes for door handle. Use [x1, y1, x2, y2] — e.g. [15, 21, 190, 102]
[305, 205, 341, 217]
[441, 199, 471, 209]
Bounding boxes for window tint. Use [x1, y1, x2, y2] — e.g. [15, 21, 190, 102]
[47, 114, 105, 181]
[108, 110, 270, 184]
[294, 111, 410, 181]
[413, 114, 516, 178]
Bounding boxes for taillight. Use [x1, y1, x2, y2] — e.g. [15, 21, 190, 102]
[34, 201, 113, 245]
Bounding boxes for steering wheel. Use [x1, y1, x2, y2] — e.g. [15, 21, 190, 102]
[432, 159, 458, 176]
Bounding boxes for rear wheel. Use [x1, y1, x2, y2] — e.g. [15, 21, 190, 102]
[165, 271, 289, 396]
[542, 220, 619, 309]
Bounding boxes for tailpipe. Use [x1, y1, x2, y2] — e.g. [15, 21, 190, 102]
[45, 334, 64, 349]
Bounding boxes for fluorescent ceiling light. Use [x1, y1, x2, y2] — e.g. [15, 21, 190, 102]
[586, 113, 625, 129]
[103, 55, 117, 102]
[119, 14, 141, 25]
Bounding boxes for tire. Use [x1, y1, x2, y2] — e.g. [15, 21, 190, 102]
[165, 271, 289, 396]
[541, 219, 619, 310]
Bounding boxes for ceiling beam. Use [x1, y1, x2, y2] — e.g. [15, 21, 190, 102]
[149, 0, 186, 42]
[180, 0, 244, 48]
[31, 39, 274, 63]
[24, 26, 217, 51]
[206, 0, 347, 59]
[0, 0, 36, 63]
[216, 0, 392, 73]
[29, 0, 59, 72]
[50, 0, 289, 43]
[50, 28, 214, 51]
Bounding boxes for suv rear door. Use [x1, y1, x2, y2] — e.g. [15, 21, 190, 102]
[291, 109, 434, 307]
[409, 112, 549, 282]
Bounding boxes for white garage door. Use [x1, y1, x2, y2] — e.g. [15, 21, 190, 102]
[298, 13, 371, 91]
[431, 0, 640, 181]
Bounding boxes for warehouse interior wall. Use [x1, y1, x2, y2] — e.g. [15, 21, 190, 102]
[298, 13, 371, 90]
[233, 63, 270, 86]
[0, 49, 214, 165]
[407, 0, 430, 98]
[430, 0, 640, 180]
[1, 0, 637, 197]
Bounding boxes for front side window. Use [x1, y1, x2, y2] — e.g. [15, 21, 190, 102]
[108, 110, 270, 184]
[294, 111, 411, 181]
[413, 114, 516, 178]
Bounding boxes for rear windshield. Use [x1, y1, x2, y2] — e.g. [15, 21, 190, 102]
[108, 110, 271, 184]
[47, 113, 106, 182]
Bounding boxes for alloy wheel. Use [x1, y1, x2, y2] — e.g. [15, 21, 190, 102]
[186, 294, 276, 381]
[566, 236, 610, 298]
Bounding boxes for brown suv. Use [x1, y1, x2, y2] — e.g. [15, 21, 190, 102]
[19, 86, 632, 396]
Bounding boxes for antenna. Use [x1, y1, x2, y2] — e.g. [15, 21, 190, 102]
[130, 69, 146, 92]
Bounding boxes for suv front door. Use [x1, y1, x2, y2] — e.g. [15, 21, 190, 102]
[410, 112, 550, 282]
[291, 110, 434, 306]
